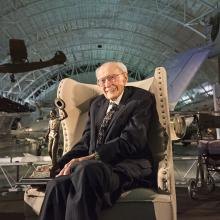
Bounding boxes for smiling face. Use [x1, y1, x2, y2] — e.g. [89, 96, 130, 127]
[96, 62, 128, 101]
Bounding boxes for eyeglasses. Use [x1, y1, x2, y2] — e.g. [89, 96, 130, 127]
[97, 73, 124, 87]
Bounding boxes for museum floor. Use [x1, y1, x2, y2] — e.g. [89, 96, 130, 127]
[0, 140, 220, 219]
[0, 187, 220, 220]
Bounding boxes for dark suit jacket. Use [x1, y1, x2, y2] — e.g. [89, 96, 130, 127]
[58, 86, 156, 182]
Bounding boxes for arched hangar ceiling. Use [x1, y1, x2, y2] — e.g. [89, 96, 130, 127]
[0, 0, 219, 110]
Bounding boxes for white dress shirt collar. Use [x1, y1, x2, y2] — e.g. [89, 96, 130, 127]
[109, 90, 124, 105]
[107, 90, 124, 113]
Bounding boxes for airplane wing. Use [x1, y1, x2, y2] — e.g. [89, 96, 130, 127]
[165, 46, 211, 109]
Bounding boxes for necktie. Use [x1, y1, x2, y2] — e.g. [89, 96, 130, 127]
[97, 103, 118, 145]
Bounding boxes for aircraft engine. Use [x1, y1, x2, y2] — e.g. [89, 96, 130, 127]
[170, 114, 187, 140]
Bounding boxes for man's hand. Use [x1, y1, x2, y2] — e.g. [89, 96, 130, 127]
[56, 153, 96, 177]
[57, 158, 79, 176]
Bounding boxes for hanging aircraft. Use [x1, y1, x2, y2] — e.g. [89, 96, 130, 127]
[165, 12, 220, 109]
[0, 13, 219, 149]
[0, 39, 66, 74]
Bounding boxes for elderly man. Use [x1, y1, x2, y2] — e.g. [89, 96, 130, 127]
[40, 61, 156, 220]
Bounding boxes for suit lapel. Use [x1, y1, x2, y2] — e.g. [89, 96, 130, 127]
[119, 86, 132, 106]
[95, 98, 108, 122]
[105, 87, 132, 134]
[106, 104, 125, 132]
[94, 97, 109, 145]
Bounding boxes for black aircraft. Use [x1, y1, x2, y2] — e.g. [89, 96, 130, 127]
[0, 39, 66, 73]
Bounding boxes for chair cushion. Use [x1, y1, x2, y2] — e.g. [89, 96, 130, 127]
[198, 140, 220, 155]
[101, 188, 172, 220]
[24, 187, 172, 220]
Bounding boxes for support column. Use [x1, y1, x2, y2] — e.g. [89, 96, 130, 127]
[213, 56, 220, 139]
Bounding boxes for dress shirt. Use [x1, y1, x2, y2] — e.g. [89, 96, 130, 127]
[106, 90, 124, 113]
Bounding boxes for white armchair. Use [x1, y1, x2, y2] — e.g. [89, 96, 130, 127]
[24, 67, 176, 220]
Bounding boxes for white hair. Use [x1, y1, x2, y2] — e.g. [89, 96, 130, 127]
[95, 61, 128, 76]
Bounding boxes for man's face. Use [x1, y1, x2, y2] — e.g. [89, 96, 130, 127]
[96, 63, 128, 101]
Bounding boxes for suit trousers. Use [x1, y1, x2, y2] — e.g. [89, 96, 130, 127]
[39, 160, 126, 220]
